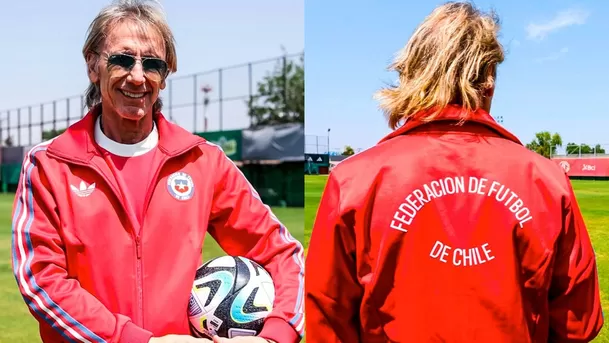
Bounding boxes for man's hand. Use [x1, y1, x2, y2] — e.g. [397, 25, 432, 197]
[212, 336, 275, 343]
[149, 335, 213, 343]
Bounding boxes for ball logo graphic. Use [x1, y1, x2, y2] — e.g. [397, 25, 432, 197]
[559, 161, 570, 173]
[167, 172, 195, 201]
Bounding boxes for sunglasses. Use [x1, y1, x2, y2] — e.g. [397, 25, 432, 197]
[104, 53, 169, 81]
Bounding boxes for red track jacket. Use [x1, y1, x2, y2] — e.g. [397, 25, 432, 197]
[305, 106, 603, 342]
[11, 109, 304, 343]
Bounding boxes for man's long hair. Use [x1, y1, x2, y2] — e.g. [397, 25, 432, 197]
[374, 2, 505, 129]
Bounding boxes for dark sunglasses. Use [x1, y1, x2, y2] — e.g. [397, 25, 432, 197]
[105, 53, 169, 79]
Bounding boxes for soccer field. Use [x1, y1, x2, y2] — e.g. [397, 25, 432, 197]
[305, 175, 609, 342]
[0, 193, 304, 343]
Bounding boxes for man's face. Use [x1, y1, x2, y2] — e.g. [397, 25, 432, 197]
[87, 20, 167, 121]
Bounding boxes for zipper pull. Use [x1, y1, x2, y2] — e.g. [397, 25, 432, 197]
[135, 236, 142, 259]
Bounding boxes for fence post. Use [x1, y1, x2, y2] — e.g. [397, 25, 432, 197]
[66, 97, 71, 128]
[0, 112, 3, 146]
[193, 74, 199, 133]
[219, 68, 223, 131]
[28, 106, 32, 146]
[168, 79, 173, 121]
[81, 95, 85, 118]
[283, 55, 288, 118]
[40, 104, 44, 142]
[248, 63, 253, 127]
[7, 110, 11, 145]
[17, 108, 21, 146]
[52, 100, 57, 131]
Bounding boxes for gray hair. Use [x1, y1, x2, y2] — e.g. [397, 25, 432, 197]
[82, 0, 177, 113]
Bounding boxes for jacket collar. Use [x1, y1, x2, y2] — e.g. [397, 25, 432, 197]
[378, 105, 522, 145]
[47, 105, 204, 162]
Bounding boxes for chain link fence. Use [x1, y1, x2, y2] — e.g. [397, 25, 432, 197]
[305, 134, 366, 156]
[552, 143, 609, 158]
[0, 52, 304, 147]
[305, 134, 329, 154]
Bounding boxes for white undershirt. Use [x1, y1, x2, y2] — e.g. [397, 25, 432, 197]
[94, 116, 158, 157]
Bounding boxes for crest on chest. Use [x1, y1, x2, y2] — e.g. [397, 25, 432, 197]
[167, 171, 195, 201]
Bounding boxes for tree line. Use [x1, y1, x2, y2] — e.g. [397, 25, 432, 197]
[525, 131, 605, 159]
[338, 132, 606, 159]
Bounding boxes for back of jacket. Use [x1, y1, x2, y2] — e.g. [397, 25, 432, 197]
[305, 107, 603, 343]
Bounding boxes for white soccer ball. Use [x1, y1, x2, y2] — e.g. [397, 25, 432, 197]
[188, 256, 275, 338]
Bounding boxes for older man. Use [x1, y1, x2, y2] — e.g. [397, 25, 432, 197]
[11, 1, 304, 343]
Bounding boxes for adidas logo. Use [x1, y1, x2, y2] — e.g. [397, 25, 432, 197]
[70, 181, 96, 198]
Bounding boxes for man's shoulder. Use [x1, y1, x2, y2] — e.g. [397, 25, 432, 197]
[195, 140, 232, 161]
[23, 139, 57, 163]
[330, 143, 388, 179]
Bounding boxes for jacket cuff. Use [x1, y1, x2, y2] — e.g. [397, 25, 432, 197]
[119, 321, 154, 343]
[258, 317, 299, 343]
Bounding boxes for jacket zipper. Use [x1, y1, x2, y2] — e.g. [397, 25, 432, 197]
[100, 157, 146, 327]
[134, 154, 170, 328]
[135, 235, 143, 327]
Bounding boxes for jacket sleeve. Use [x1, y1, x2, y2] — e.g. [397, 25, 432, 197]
[206, 147, 304, 343]
[11, 150, 153, 343]
[305, 172, 363, 343]
[548, 176, 603, 342]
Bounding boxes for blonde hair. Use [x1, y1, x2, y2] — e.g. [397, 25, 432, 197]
[82, 0, 178, 112]
[374, 2, 504, 129]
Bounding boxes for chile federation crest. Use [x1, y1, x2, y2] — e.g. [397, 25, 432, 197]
[167, 172, 195, 201]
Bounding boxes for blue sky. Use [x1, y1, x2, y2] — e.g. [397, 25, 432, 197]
[0, 1, 303, 144]
[305, 0, 609, 154]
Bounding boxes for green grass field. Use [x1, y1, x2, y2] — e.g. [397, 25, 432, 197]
[0, 194, 303, 343]
[305, 175, 609, 342]
[3, 176, 608, 342]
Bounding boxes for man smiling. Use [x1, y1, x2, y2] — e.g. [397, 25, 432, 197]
[10, 1, 304, 343]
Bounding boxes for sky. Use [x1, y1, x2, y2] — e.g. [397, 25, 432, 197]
[0, 0, 304, 146]
[305, 0, 609, 154]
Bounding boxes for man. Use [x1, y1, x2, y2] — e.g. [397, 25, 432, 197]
[11, 1, 304, 343]
[305, 2, 602, 342]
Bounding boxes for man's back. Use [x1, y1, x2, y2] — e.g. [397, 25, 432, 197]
[305, 109, 603, 342]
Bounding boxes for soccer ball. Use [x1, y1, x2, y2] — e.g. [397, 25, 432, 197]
[188, 255, 275, 338]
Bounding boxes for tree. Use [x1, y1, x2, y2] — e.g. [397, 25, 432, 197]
[565, 142, 606, 155]
[4, 136, 13, 147]
[42, 128, 66, 141]
[342, 145, 355, 156]
[247, 54, 304, 127]
[594, 144, 606, 154]
[525, 131, 562, 158]
[566, 142, 584, 155]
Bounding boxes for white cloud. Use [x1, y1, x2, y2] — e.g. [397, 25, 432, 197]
[535, 47, 569, 63]
[526, 8, 590, 40]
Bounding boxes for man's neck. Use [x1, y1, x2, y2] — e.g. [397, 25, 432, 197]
[100, 112, 154, 144]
